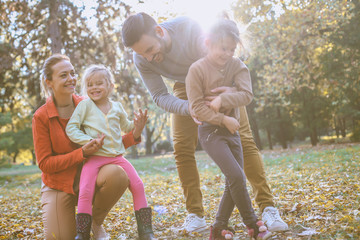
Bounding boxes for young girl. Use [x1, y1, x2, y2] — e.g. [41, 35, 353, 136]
[185, 18, 272, 240]
[66, 65, 154, 240]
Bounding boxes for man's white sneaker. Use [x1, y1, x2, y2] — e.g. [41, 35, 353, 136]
[171, 213, 208, 233]
[262, 206, 289, 232]
[92, 222, 110, 240]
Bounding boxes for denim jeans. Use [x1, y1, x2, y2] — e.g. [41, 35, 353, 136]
[199, 124, 257, 226]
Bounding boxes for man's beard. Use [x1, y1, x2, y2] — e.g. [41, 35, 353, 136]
[150, 36, 167, 62]
[156, 35, 170, 53]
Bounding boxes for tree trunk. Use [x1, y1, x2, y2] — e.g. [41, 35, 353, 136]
[145, 126, 154, 155]
[334, 116, 340, 138]
[32, 150, 37, 165]
[352, 118, 355, 131]
[144, 114, 167, 155]
[12, 151, 19, 164]
[310, 126, 318, 146]
[277, 107, 287, 149]
[130, 146, 138, 159]
[48, 0, 62, 53]
[266, 127, 273, 150]
[340, 117, 346, 137]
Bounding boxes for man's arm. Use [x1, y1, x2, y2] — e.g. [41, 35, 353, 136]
[134, 54, 189, 115]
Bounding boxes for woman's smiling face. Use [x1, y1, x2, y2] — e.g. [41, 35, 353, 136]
[46, 60, 77, 97]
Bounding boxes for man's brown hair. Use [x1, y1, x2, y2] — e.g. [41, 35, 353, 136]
[122, 12, 157, 47]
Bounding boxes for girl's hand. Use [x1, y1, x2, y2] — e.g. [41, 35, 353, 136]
[82, 134, 105, 157]
[222, 116, 240, 134]
[210, 86, 236, 94]
[133, 109, 148, 139]
[204, 86, 236, 107]
[209, 96, 222, 113]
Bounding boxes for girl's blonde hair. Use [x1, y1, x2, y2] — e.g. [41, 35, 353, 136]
[40, 54, 71, 98]
[208, 12, 251, 58]
[81, 64, 115, 96]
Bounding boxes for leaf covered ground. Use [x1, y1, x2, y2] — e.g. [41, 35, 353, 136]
[0, 143, 359, 239]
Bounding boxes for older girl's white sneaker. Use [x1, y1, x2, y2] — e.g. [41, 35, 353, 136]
[171, 213, 207, 233]
[262, 206, 289, 232]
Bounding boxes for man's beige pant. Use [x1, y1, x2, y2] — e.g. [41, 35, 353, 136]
[41, 164, 129, 240]
[172, 83, 274, 217]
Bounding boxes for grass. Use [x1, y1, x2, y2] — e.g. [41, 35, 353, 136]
[0, 143, 359, 239]
[0, 164, 40, 176]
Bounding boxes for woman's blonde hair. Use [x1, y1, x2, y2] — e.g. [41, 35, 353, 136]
[81, 64, 115, 97]
[40, 54, 70, 98]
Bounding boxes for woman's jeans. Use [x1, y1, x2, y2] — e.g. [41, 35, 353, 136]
[41, 164, 129, 239]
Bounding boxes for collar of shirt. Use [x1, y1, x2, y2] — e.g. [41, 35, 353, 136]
[46, 94, 84, 118]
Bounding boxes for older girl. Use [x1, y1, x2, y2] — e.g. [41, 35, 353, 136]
[186, 18, 272, 240]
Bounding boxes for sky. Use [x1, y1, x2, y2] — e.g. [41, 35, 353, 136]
[123, 0, 234, 30]
[73, 0, 235, 32]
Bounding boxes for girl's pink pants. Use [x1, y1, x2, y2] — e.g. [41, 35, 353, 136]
[77, 155, 147, 215]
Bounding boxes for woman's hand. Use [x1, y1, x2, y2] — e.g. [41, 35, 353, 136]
[133, 109, 148, 139]
[82, 134, 105, 157]
[222, 116, 240, 134]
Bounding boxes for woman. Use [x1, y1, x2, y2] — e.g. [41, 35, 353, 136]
[32, 54, 146, 239]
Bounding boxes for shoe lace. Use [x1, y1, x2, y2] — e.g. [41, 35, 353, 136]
[183, 214, 197, 227]
[266, 209, 281, 222]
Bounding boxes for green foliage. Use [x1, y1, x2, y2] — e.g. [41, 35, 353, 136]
[350, 123, 360, 142]
[319, 0, 360, 135]
[235, 0, 359, 147]
[289, 86, 332, 146]
[3, 127, 33, 161]
[1, 0, 358, 156]
[0, 112, 33, 164]
[0, 112, 11, 126]
[0, 0, 171, 157]
[0, 113, 13, 149]
[0, 113, 14, 165]
[0, 155, 11, 168]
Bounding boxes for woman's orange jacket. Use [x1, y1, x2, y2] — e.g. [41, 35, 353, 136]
[32, 94, 140, 195]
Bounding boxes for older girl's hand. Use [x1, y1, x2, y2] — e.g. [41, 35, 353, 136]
[82, 134, 105, 157]
[133, 109, 148, 140]
[209, 96, 222, 113]
[222, 116, 240, 134]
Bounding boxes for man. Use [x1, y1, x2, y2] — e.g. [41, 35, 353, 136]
[121, 12, 288, 233]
